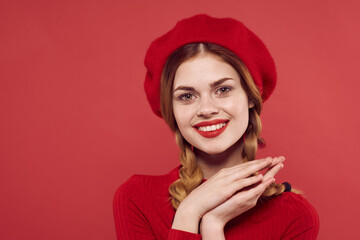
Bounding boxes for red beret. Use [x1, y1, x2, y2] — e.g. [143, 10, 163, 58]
[144, 14, 277, 118]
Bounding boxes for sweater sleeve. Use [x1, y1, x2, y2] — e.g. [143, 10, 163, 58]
[281, 194, 320, 240]
[113, 176, 202, 240]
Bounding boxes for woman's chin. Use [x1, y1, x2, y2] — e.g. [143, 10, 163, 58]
[194, 145, 230, 156]
[193, 138, 243, 157]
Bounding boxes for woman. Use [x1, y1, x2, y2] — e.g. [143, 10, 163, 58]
[114, 14, 319, 240]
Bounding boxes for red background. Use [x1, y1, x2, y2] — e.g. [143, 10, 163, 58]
[1, 0, 359, 239]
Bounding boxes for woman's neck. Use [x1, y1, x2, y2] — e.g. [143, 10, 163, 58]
[195, 140, 245, 179]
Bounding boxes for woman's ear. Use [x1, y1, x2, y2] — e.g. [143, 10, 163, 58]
[248, 100, 255, 108]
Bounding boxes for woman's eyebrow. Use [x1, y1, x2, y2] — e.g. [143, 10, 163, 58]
[173, 86, 195, 93]
[173, 77, 233, 93]
[210, 77, 233, 88]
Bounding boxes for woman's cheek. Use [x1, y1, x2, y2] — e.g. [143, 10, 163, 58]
[173, 104, 193, 127]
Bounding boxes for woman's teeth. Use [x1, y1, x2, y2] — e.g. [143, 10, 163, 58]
[198, 123, 226, 132]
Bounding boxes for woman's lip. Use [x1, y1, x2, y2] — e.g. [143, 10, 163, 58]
[193, 119, 229, 128]
[193, 121, 229, 138]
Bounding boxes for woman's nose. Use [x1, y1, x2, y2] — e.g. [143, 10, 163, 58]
[196, 96, 219, 117]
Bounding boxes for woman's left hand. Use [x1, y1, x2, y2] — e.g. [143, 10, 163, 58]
[199, 158, 285, 240]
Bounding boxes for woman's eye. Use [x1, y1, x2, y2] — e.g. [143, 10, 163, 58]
[216, 86, 232, 95]
[179, 93, 195, 101]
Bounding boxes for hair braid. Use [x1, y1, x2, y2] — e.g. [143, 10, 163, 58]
[243, 108, 287, 197]
[168, 130, 203, 209]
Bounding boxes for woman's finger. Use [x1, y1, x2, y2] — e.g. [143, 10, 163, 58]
[268, 156, 285, 167]
[240, 177, 275, 199]
[226, 174, 264, 194]
[232, 158, 276, 179]
[206, 157, 272, 184]
[262, 162, 284, 182]
[225, 157, 273, 172]
[228, 156, 285, 178]
[227, 177, 275, 213]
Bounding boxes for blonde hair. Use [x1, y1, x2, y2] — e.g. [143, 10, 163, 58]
[160, 43, 294, 210]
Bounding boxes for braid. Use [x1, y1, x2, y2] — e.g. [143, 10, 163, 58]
[242, 107, 261, 161]
[244, 108, 289, 197]
[168, 130, 203, 209]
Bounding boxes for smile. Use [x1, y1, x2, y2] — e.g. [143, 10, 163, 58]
[197, 122, 227, 132]
[193, 119, 229, 138]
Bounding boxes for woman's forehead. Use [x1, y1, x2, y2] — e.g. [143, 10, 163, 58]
[173, 55, 240, 89]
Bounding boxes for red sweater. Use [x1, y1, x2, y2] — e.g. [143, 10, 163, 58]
[113, 166, 319, 240]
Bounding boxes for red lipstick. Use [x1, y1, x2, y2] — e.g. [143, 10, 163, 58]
[193, 119, 229, 138]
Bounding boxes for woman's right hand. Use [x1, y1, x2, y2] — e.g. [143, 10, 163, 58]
[171, 156, 285, 234]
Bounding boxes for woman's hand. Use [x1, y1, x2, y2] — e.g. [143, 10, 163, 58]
[199, 157, 285, 239]
[188, 156, 285, 217]
[172, 156, 284, 234]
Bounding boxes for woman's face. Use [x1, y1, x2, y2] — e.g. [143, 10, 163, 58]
[172, 54, 254, 155]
